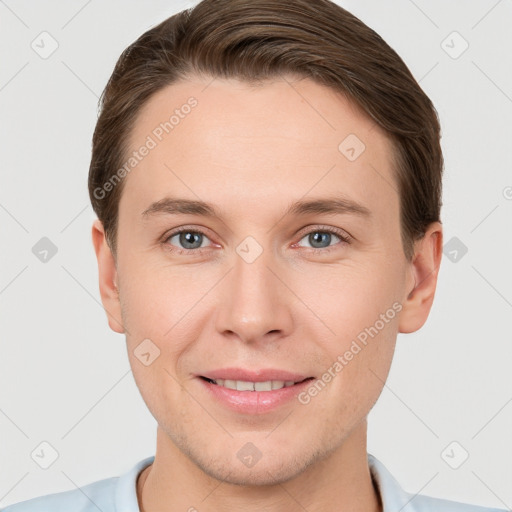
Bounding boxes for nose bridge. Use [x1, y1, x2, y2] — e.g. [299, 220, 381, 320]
[214, 237, 292, 342]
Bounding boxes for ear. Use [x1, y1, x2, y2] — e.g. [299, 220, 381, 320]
[399, 222, 443, 334]
[91, 219, 125, 334]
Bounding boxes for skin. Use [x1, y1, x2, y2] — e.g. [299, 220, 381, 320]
[92, 75, 442, 512]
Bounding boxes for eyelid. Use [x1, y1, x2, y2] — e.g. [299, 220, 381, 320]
[291, 225, 352, 254]
[294, 224, 353, 244]
[162, 225, 210, 241]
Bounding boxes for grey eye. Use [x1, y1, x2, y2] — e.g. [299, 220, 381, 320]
[168, 231, 208, 250]
[299, 231, 341, 249]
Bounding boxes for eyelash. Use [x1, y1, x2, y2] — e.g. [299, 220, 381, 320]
[161, 225, 352, 256]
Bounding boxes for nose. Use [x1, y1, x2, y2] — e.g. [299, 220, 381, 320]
[214, 244, 294, 346]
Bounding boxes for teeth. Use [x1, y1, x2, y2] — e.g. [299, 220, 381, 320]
[254, 381, 272, 391]
[236, 380, 255, 391]
[210, 379, 298, 391]
[223, 379, 236, 390]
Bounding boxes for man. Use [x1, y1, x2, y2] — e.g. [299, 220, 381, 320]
[2, 0, 506, 510]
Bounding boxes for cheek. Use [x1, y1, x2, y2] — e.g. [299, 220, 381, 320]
[291, 260, 402, 403]
[117, 256, 219, 400]
[117, 253, 211, 341]
[305, 316, 398, 427]
[292, 258, 404, 341]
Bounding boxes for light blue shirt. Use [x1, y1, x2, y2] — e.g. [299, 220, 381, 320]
[1, 454, 506, 511]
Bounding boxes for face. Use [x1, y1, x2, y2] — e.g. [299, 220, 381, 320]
[94, 75, 440, 486]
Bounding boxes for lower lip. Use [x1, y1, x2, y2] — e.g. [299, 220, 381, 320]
[198, 378, 313, 414]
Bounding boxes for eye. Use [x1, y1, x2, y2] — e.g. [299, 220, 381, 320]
[164, 227, 213, 254]
[295, 227, 351, 252]
[161, 225, 352, 256]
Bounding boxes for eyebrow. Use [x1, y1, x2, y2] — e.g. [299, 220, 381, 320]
[141, 196, 371, 220]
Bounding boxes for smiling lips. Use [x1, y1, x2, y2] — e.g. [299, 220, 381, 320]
[197, 368, 315, 413]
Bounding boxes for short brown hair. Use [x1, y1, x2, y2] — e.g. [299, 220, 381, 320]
[88, 0, 443, 260]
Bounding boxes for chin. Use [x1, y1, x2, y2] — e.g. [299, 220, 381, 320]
[177, 433, 332, 487]
[197, 455, 313, 487]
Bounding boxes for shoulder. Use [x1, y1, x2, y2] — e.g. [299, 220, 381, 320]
[0, 477, 117, 512]
[1, 455, 154, 512]
[367, 454, 507, 512]
[409, 493, 507, 512]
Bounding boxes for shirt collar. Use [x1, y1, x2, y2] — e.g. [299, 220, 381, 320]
[115, 455, 155, 512]
[368, 453, 418, 511]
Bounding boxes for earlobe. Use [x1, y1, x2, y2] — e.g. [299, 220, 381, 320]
[91, 219, 125, 334]
[398, 222, 443, 334]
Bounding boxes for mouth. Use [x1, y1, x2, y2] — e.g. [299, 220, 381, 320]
[199, 376, 314, 391]
[196, 368, 316, 413]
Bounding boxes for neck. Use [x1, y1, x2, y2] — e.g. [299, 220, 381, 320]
[137, 421, 381, 512]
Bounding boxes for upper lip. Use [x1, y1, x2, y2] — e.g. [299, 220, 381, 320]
[199, 368, 312, 382]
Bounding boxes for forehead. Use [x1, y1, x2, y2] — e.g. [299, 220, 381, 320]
[121, 75, 398, 222]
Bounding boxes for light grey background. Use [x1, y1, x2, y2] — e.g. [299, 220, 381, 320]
[1, 0, 511, 509]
